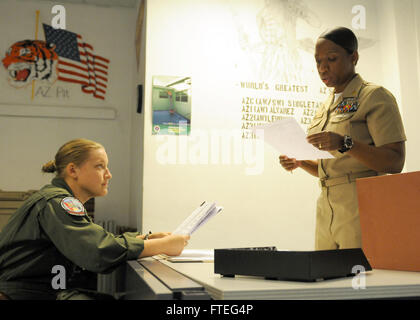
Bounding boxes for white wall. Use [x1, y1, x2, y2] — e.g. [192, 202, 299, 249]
[391, 0, 420, 173]
[130, 0, 146, 229]
[139, 0, 420, 250]
[0, 0, 138, 227]
[2, 0, 419, 244]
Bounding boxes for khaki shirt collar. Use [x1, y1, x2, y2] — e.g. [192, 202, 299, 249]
[329, 74, 365, 111]
[51, 177, 74, 196]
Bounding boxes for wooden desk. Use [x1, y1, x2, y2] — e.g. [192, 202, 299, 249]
[158, 259, 420, 300]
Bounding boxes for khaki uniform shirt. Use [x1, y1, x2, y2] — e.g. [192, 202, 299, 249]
[0, 177, 144, 299]
[308, 74, 406, 178]
[307, 74, 406, 249]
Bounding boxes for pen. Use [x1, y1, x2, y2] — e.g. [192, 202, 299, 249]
[144, 230, 152, 240]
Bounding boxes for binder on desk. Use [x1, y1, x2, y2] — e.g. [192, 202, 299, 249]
[356, 171, 420, 271]
[158, 249, 214, 263]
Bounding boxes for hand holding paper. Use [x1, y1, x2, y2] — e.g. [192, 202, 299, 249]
[252, 117, 334, 160]
[306, 131, 346, 152]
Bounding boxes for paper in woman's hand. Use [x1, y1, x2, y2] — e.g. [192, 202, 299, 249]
[172, 201, 223, 236]
[252, 118, 334, 160]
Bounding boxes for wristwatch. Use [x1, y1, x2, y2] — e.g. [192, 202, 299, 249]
[338, 135, 353, 153]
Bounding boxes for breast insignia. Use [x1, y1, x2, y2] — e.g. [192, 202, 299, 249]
[334, 98, 359, 114]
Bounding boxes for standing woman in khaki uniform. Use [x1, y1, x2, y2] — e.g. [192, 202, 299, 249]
[279, 27, 406, 250]
[0, 138, 189, 300]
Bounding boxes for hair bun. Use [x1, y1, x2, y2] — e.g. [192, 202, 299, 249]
[42, 160, 57, 173]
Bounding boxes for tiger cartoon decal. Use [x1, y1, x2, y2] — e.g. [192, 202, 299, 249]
[2, 40, 58, 88]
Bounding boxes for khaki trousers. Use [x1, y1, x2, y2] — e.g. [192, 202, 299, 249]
[315, 181, 362, 250]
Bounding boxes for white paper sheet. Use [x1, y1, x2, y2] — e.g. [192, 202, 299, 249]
[160, 249, 214, 263]
[252, 117, 334, 160]
[172, 201, 223, 236]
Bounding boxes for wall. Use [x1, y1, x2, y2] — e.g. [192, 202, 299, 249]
[130, 0, 146, 229]
[391, 0, 420, 173]
[0, 0, 138, 227]
[2, 0, 419, 246]
[139, 0, 420, 250]
[140, 0, 380, 250]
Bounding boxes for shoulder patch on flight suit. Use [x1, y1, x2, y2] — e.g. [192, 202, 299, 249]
[60, 197, 86, 216]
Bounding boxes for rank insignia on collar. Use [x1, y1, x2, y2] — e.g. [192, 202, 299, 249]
[335, 98, 359, 114]
[61, 197, 86, 216]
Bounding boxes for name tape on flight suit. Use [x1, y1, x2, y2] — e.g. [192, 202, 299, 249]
[60, 197, 86, 216]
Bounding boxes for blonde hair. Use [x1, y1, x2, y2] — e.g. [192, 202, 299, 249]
[42, 138, 104, 177]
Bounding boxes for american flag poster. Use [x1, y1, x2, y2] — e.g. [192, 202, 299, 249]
[43, 24, 110, 100]
[2, 20, 111, 102]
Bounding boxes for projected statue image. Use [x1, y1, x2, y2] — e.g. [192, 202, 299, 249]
[232, 0, 377, 83]
[233, 0, 321, 82]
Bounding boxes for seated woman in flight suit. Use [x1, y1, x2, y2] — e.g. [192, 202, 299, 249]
[279, 27, 406, 250]
[0, 138, 190, 300]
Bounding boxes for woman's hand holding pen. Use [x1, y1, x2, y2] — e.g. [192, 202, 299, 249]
[138, 233, 190, 258]
[160, 234, 190, 256]
[146, 232, 171, 239]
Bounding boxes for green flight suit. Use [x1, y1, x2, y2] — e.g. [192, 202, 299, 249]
[0, 177, 144, 300]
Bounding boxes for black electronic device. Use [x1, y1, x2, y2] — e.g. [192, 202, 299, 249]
[214, 247, 372, 282]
